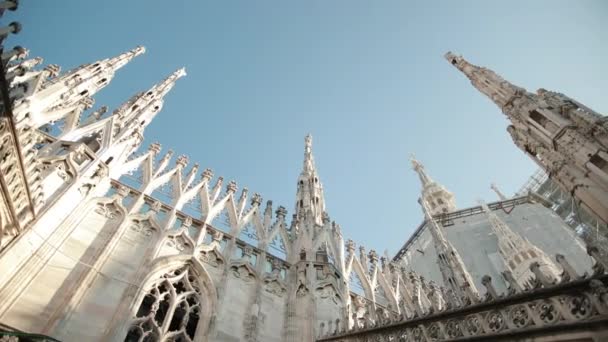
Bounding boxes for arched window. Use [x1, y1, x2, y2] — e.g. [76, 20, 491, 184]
[124, 265, 203, 342]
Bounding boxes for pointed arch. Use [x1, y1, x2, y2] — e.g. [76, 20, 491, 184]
[119, 255, 217, 342]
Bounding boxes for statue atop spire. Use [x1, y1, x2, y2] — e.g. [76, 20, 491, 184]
[302, 133, 315, 174]
[410, 154, 456, 215]
[410, 154, 432, 186]
[295, 134, 325, 225]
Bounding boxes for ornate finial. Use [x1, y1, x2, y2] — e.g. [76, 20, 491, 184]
[148, 142, 161, 155]
[444, 51, 460, 65]
[226, 180, 237, 194]
[368, 250, 379, 265]
[182, 216, 193, 227]
[346, 239, 355, 254]
[176, 155, 189, 168]
[250, 193, 262, 206]
[359, 245, 366, 259]
[276, 205, 287, 218]
[201, 168, 213, 181]
[175, 67, 187, 78]
[132, 45, 146, 56]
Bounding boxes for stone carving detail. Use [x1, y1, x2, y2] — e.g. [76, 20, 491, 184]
[295, 263, 309, 297]
[319, 251, 608, 341]
[264, 259, 287, 297]
[230, 264, 256, 283]
[198, 230, 224, 268]
[265, 279, 287, 298]
[199, 249, 224, 268]
[316, 283, 340, 304]
[94, 202, 121, 220]
[166, 235, 192, 252]
[129, 219, 154, 238]
[124, 265, 203, 342]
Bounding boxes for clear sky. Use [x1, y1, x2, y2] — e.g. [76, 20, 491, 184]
[17, 1, 607, 256]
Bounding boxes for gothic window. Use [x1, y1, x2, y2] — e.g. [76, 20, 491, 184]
[124, 265, 204, 342]
[590, 153, 608, 173]
[529, 110, 558, 133]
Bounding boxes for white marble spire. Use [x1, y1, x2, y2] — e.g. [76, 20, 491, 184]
[13, 46, 146, 129]
[421, 199, 479, 305]
[295, 134, 326, 225]
[410, 154, 456, 215]
[479, 199, 560, 287]
[444, 51, 526, 109]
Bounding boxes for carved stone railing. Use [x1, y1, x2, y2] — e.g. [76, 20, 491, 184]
[318, 250, 608, 341]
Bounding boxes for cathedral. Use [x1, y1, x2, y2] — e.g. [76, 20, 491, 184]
[2, 3, 608, 342]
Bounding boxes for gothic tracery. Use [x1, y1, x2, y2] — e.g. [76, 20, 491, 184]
[125, 265, 205, 342]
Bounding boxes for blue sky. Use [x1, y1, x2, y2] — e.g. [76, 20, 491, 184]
[17, 1, 607, 256]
